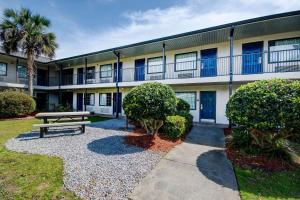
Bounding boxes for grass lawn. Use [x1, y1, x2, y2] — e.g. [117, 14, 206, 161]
[87, 115, 111, 122]
[0, 116, 108, 199]
[0, 118, 79, 199]
[235, 167, 300, 200]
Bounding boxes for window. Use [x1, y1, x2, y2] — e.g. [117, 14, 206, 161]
[0, 62, 7, 76]
[17, 65, 27, 78]
[85, 93, 95, 106]
[175, 52, 197, 71]
[175, 92, 196, 110]
[86, 66, 95, 79]
[99, 93, 112, 106]
[100, 64, 112, 78]
[269, 38, 300, 63]
[147, 57, 164, 74]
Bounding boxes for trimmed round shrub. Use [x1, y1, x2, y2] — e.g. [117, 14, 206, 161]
[0, 91, 36, 117]
[226, 79, 300, 151]
[161, 115, 186, 139]
[123, 82, 177, 134]
[176, 98, 190, 113]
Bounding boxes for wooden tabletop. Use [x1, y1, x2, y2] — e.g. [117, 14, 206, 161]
[35, 111, 90, 118]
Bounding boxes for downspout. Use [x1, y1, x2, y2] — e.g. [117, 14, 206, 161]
[84, 58, 88, 111]
[16, 58, 19, 83]
[113, 50, 120, 119]
[229, 26, 235, 128]
[47, 65, 50, 86]
[58, 64, 62, 104]
[162, 43, 166, 79]
[229, 26, 235, 96]
[47, 65, 50, 111]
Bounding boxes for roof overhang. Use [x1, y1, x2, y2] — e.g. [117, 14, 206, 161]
[51, 10, 300, 67]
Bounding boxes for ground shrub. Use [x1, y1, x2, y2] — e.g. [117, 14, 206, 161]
[123, 82, 177, 135]
[226, 79, 300, 157]
[230, 127, 262, 154]
[176, 98, 193, 131]
[231, 128, 252, 148]
[161, 115, 186, 139]
[176, 111, 193, 132]
[0, 91, 36, 117]
[52, 104, 73, 112]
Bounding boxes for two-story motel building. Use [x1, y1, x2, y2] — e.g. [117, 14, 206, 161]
[0, 11, 299, 124]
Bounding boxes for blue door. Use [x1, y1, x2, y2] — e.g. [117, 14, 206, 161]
[114, 62, 122, 82]
[135, 59, 145, 81]
[200, 91, 216, 120]
[201, 49, 217, 77]
[77, 93, 83, 111]
[113, 93, 122, 115]
[77, 68, 84, 84]
[242, 42, 263, 74]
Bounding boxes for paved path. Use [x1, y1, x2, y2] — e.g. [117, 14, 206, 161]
[129, 125, 240, 200]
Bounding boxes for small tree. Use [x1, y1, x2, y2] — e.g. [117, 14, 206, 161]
[0, 8, 58, 96]
[123, 82, 177, 135]
[226, 79, 300, 151]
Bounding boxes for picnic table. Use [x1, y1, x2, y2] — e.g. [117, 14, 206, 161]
[34, 112, 91, 138]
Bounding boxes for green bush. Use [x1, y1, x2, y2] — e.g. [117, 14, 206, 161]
[176, 111, 193, 131]
[175, 98, 193, 131]
[231, 128, 251, 147]
[123, 82, 177, 135]
[176, 98, 190, 113]
[161, 115, 186, 139]
[0, 91, 36, 117]
[226, 79, 300, 153]
[52, 104, 73, 112]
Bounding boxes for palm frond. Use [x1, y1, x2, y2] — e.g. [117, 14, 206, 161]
[3, 8, 16, 18]
[0, 7, 57, 58]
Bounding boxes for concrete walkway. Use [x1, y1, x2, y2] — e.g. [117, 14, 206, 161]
[129, 125, 240, 200]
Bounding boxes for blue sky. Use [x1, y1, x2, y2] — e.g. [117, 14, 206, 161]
[1, 0, 300, 58]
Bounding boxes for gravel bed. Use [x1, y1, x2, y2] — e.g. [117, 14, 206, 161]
[5, 119, 162, 200]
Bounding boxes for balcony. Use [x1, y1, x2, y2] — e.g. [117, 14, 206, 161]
[44, 49, 300, 87]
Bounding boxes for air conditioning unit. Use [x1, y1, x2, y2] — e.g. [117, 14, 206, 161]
[178, 72, 194, 78]
[86, 79, 95, 84]
[100, 79, 110, 83]
[0, 77, 4, 82]
[18, 78, 27, 84]
[275, 65, 299, 72]
[149, 75, 163, 80]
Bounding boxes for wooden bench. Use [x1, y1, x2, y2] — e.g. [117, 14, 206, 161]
[33, 121, 91, 138]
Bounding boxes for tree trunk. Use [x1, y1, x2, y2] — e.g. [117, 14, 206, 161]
[27, 53, 34, 96]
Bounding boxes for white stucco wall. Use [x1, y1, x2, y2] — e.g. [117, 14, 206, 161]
[69, 84, 234, 124]
[57, 30, 300, 89]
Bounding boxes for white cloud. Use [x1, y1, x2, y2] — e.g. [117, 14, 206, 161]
[55, 0, 300, 58]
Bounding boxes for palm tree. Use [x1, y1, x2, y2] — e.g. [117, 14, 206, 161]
[0, 8, 58, 96]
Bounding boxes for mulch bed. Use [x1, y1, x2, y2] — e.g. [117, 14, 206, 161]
[223, 128, 293, 171]
[124, 128, 183, 153]
[0, 113, 36, 120]
[226, 147, 293, 171]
